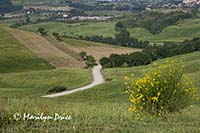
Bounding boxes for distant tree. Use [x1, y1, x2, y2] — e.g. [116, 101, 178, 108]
[79, 51, 87, 60]
[109, 54, 126, 68]
[115, 29, 131, 44]
[100, 57, 110, 68]
[52, 32, 62, 41]
[115, 21, 126, 32]
[25, 16, 31, 23]
[37, 27, 48, 35]
[85, 55, 96, 68]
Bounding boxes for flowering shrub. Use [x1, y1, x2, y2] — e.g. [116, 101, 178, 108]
[125, 61, 197, 119]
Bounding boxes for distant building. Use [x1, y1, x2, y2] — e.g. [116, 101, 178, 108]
[183, 0, 200, 4]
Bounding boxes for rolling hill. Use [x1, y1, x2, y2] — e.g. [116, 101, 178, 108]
[0, 25, 54, 73]
[0, 23, 199, 132]
[0, 51, 199, 132]
[19, 18, 200, 43]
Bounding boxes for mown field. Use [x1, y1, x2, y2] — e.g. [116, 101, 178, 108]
[62, 38, 139, 61]
[5, 26, 136, 68]
[1, 51, 200, 132]
[19, 18, 200, 43]
[0, 25, 54, 73]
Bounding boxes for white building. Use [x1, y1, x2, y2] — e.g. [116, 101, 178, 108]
[183, 0, 200, 4]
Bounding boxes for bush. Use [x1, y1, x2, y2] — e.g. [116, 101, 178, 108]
[125, 61, 197, 119]
[47, 86, 67, 93]
[106, 78, 113, 81]
[85, 55, 96, 68]
[37, 27, 48, 35]
[79, 51, 87, 60]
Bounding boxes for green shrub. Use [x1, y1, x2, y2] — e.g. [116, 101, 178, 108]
[125, 60, 197, 119]
[47, 86, 67, 93]
[106, 78, 113, 81]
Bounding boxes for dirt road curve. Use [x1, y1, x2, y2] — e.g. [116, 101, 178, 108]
[42, 65, 104, 98]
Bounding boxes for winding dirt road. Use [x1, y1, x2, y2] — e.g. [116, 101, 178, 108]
[42, 65, 104, 98]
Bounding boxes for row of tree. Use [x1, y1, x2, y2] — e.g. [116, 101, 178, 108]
[63, 22, 149, 48]
[100, 38, 200, 68]
[122, 11, 194, 34]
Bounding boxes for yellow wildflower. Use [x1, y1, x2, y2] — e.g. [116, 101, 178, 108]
[157, 92, 161, 97]
[152, 96, 158, 102]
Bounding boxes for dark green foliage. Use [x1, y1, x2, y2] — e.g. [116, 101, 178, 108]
[100, 57, 110, 68]
[126, 52, 151, 67]
[100, 38, 200, 68]
[115, 22, 126, 32]
[122, 11, 193, 34]
[79, 51, 87, 60]
[100, 52, 151, 68]
[47, 86, 67, 93]
[25, 16, 31, 23]
[144, 38, 200, 59]
[78, 52, 96, 68]
[115, 29, 130, 44]
[37, 27, 48, 35]
[71, 22, 149, 49]
[52, 32, 62, 41]
[85, 55, 97, 68]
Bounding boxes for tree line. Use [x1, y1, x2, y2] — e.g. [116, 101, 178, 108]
[63, 22, 149, 49]
[100, 38, 200, 68]
[122, 11, 194, 34]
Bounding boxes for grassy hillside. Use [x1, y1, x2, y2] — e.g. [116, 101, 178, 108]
[0, 68, 92, 97]
[19, 18, 200, 43]
[1, 52, 199, 132]
[0, 25, 54, 73]
[19, 22, 116, 38]
[6, 27, 85, 68]
[129, 18, 200, 42]
[60, 52, 200, 103]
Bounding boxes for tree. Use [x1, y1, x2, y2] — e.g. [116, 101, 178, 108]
[52, 32, 62, 41]
[115, 29, 131, 44]
[79, 51, 87, 60]
[37, 27, 48, 35]
[85, 55, 96, 68]
[25, 16, 31, 23]
[115, 21, 126, 32]
[100, 57, 110, 68]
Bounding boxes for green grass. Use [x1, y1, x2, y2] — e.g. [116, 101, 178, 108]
[19, 18, 200, 43]
[0, 25, 54, 73]
[0, 52, 200, 133]
[103, 52, 200, 80]
[129, 18, 200, 43]
[0, 68, 92, 97]
[1, 98, 200, 132]
[19, 22, 116, 38]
